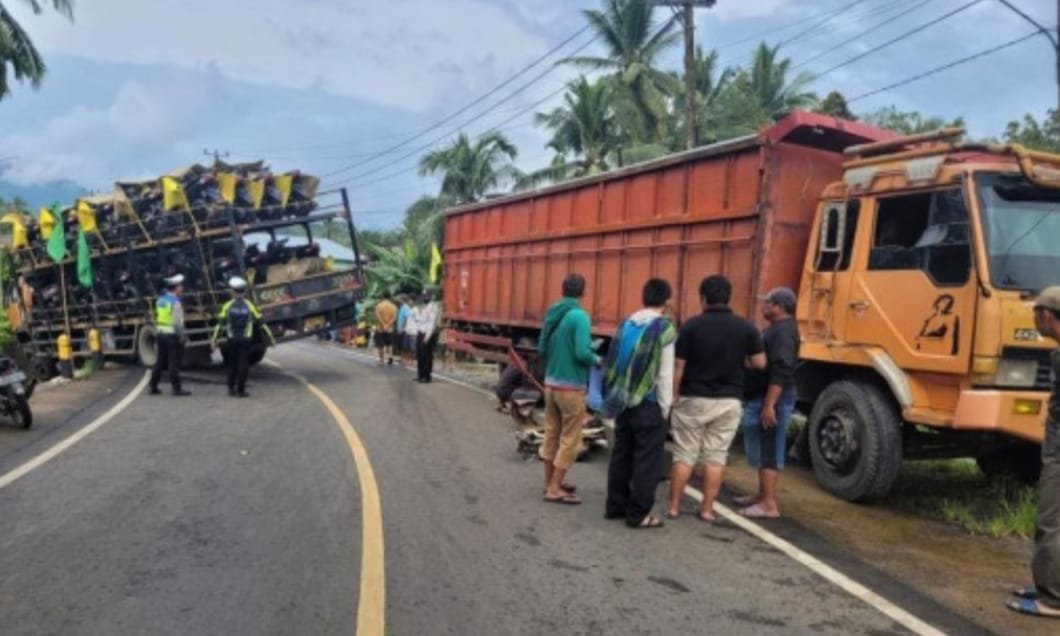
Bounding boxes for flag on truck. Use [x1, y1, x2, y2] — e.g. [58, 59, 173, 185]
[76, 229, 92, 288]
[430, 242, 443, 284]
[161, 177, 190, 212]
[38, 206, 56, 240]
[0, 212, 28, 249]
[76, 199, 97, 233]
[46, 205, 66, 263]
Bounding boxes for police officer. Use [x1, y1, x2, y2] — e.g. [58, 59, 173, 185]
[212, 276, 273, 398]
[149, 273, 190, 396]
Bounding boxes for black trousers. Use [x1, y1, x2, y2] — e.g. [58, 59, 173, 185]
[227, 339, 251, 393]
[606, 401, 668, 524]
[149, 334, 183, 392]
[416, 332, 437, 381]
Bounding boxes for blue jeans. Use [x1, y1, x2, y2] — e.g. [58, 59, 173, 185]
[742, 387, 797, 470]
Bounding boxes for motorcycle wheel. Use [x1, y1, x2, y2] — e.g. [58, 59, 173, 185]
[11, 395, 32, 430]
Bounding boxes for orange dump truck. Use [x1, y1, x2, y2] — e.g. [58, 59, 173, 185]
[443, 111, 1059, 501]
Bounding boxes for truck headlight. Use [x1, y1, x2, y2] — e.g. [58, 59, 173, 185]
[995, 358, 1039, 387]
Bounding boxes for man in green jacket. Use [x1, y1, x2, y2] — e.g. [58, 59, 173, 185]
[538, 273, 600, 505]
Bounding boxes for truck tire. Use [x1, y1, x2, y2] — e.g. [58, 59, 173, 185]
[977, 443, 1041, 484]
[808, 380, 903, 502]
[248, 346, 266, 366]
[136, 326, 158, 368]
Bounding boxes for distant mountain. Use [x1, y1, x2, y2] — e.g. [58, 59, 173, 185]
[0, 179, 89, 210]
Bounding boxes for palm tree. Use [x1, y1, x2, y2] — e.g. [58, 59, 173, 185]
[669, 47, 737, 146]
[561, 0, 682, 141]
[0, 0, 74, 100]
[535, 77, 620, 178]
[739, 43, 818, 120]
[418, 132, 520, 205]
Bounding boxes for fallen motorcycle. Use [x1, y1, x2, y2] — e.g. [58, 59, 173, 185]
[0, 356, 32, 429]
[509, 387, 608, 461]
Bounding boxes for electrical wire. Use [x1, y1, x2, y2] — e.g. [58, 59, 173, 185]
[846, 29, 1044, 102]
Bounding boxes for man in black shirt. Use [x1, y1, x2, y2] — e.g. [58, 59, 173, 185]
[667, 276, 765, 522]
[737, 287, 800, 519]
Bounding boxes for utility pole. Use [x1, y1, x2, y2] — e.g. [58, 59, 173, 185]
[649, 1, 717, 150]
[203, 148, 230, 167]
[995, 0, 1060, 114]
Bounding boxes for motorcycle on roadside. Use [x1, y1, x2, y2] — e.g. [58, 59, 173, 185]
[0, 355, 32, 429]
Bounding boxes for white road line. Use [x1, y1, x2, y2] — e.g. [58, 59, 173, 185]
[0, 371, 150, 491]
[682, 487, 945, 636]
[320, 342, 946, 635]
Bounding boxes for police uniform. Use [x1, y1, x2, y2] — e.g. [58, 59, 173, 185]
[213, 277, 272, 397]
[149, 274, 189, 396]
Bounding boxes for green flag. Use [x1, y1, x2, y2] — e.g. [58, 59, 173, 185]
[46, 205, 66, 263]
[76, 229, 92, 288]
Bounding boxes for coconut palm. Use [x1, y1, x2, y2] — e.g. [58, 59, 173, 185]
[668, 46, 738, 146]
[0, 0, 74, 100]
[739, 43, 818, 120]
[561, 0, 682, 141]
[536, 76, 620, 177]
[418, 132, 519, 205]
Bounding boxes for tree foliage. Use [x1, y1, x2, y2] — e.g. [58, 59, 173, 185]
[0, 0, 74, 100]
[1003, 110, 1060, 153]
[861, 106, 965, 135]
[419, 132, 519, 205]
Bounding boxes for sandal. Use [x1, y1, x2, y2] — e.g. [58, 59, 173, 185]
[542, 483, 577, 495]
[629, 515, 664, 529]
[543, 493, 582, 505]
[740, 503, 780, 519]
[732, 494, 758, 506]
[1006, 597, 1060, 618]
[697, 512, 715, 524]
[1014, 586, 1039, 600]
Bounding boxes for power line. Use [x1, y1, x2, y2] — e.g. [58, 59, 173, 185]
[317, 25, 591, 177]
[715, 0, 871, 49]
[806, 0, 985, 81]
[334, 79, 576, 189]
[847, 29, 1044, 102]
[322, 34, 598, 183]
[791, 0, 939, 70]
[779, 0, 872, 46]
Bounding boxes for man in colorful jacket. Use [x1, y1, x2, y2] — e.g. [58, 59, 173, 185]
[602, 278, 677, 528]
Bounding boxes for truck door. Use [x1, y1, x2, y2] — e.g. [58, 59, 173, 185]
[844, 187, 976, 373]
[804, 199, 860, 342]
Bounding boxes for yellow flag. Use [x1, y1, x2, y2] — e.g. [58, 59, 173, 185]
[217, 173, 237, 204]
[161, 177, 190, 212]
[429, 242, 443, 284]
[0, 213, 27, 248]
[273, 174, 293, 207]
[246, 179, 266, 210]
[38, 207, 56, 239]
[76, 200, 97, 233]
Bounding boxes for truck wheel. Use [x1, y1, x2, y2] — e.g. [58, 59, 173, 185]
[136, 326, 158, 368]
[977, 443, 1041, 484]
[808, 380, 903, 502]
[10, 394, 32, 429]
[248, 347, 266, 366]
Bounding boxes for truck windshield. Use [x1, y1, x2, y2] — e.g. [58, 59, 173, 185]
[976, 172, 1060, 291]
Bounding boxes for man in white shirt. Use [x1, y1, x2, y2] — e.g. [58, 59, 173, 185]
[410, 291, 440, 383]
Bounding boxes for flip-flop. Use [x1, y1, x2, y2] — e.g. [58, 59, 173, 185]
[629, 515, 664, 529]
[543, 493, 582, 505]
[696, 512, 715, 524]
[1014, 586, 1039, 600]
[1006, 597, 1060, 618]
[542, 483, 577, 495]
[740, 504, 781, 519]
[665, 510, 681, 520]
[732, 495, 758, 506]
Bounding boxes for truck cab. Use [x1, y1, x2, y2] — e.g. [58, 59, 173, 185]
[797, 129, 1059, 500]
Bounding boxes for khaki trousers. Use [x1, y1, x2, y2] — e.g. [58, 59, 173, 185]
[540, 388, 586, 470]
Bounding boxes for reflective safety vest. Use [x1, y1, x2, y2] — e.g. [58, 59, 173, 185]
[214, 296, 271, 342]
[155, 292, 180, 335]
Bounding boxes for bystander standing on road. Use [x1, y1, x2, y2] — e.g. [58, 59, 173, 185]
[1008, 286, 1060, 620]
[538, 274, 600, 506]
[736, 287, 800, 519]
[374, 292, 398, 365]
[396, 296, 412, 366]
[402, 296, 418, 368]
[602, 278, 677, 529]
[411, 291, 440, 383]
[667, 275, 765, 522]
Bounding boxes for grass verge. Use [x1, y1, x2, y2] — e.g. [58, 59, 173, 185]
[885, 459, 1037, 538]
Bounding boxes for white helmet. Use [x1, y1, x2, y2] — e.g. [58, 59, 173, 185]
[228, 276, 248, 291]
[164, 273, 185, 287]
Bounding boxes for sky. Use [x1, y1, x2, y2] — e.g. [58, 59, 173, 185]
[0, 0, 1055, 229]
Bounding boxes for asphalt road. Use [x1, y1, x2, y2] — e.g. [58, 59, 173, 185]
[0, 341, 974, 635]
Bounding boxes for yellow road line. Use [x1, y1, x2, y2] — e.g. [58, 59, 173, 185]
[276, 362, 386, 636]
[0, 371, 149, 491]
